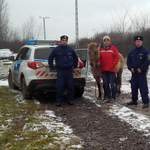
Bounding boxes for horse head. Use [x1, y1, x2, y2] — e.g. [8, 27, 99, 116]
[87, 43, 100, 67]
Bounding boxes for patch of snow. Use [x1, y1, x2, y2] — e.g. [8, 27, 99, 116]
[0, 124, 8, 131]
[0, 80, 8, 86]
[83, 94, 101, 107]
[109, 104, 150, 136]
[22, 110, 82, 148]
[1, 64, 150, 145]
[5, 119, 12, 123]
[33, 100, 40, 104]
[68, 145, 83, 149]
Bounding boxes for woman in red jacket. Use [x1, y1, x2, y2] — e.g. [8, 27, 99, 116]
[98, 36, 119, 102]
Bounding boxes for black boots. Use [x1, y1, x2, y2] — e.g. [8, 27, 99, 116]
[55, 102, 61, 107]
[67, 101, 74, 105]
[127, 101, 149, 108]
[142, 103, 149, 108]
[127, 101, 138, 106]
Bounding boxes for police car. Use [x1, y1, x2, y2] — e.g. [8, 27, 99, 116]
[8, 40, 89, 100]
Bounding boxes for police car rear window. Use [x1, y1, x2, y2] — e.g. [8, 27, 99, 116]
[34, 47, 54, 59]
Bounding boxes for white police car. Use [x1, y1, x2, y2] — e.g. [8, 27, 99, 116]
[8, 40, 89, 100]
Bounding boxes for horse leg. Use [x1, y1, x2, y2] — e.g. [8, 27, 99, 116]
[95, 77, 102, 99]
[116, 70, 122, 96]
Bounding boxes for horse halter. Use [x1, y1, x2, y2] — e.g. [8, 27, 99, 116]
[90, 57, 96, 60]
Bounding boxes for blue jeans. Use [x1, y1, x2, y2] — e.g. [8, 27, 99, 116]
[102, 71, 116, 99]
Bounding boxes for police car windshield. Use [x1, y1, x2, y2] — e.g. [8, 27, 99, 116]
[34, 47, 54, 59]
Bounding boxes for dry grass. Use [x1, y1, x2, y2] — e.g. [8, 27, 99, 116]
[0, 86, 82, 150]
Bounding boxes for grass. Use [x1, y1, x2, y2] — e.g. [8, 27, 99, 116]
[0, 86, 82, 150]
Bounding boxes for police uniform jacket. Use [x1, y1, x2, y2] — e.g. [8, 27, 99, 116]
[127, 45, 150, 73]
[48, 44, 78, 70]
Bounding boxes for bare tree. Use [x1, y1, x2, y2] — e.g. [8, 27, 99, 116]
[0, 0, 10, 47]
[102, 5, 150, 55]
[129, 13, 150, 34]
[21, 16, 42, 40]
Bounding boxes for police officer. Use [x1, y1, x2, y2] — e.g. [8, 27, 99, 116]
[127, 36, 150, 108]
[48, 35, 78, 106]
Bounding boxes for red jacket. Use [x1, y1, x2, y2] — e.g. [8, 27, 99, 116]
[99, 44, 119, 73]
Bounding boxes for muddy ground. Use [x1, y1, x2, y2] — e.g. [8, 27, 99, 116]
[38, 79, 150, 150]
[2, 72, 150, 149]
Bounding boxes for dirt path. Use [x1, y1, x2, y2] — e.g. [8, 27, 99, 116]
[39, 79, 150, 150]
[2, 72, 150, 149]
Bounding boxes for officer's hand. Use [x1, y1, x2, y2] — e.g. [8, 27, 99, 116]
[137, 68, 142, 73]
[50, 69, 57, 72]
[131, 68, 134, 73]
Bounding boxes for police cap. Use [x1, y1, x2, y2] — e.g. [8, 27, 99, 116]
[60, 35, 68, 41]
[134, 36, 143, 41]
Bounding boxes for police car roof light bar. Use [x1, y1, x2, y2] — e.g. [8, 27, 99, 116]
[26, 40, 61, 45]
[26, 40, 36, 45]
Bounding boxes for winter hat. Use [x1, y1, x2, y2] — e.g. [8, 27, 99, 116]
[60, 35, 68, 41]
[134, 36, 143, 41]
[103, 35, 111, 41]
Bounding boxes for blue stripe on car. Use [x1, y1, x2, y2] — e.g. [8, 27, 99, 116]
[34, 59, 48, 62]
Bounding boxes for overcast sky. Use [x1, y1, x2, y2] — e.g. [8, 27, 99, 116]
[8, 0, 150, 43]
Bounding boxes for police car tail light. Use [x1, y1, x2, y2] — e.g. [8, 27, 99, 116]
[77, 61, 84, 69]
[27, 61, 44, 69]
[56, 40, 61, 45]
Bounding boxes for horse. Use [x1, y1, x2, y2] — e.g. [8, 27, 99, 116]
[87, 42, 124, 100]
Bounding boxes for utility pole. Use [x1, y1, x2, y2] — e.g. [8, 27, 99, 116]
[75, 0, 79, 49]
[39, 16, 49, 40]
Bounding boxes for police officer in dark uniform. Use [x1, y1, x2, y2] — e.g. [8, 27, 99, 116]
[127, 36, 150, 108]
[48, 35, 78, 106]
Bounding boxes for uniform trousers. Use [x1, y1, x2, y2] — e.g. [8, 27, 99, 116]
[131, 72, 149, 104]
[56, 68, 74, 103]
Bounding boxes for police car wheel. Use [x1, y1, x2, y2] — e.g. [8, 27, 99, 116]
[8, 71, 19, 90]
[75, 87, 84, 97]
[21, 78, 33, 100]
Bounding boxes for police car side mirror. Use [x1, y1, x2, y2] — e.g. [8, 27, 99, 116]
[8, 56, 15, 61]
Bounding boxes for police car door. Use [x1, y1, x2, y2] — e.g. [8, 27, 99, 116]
[75, 48, 89, 79]
[13, 48, 30, 84]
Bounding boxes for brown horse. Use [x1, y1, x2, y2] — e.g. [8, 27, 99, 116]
[87, 42, 124, 99]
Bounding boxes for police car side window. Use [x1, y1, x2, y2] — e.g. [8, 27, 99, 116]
[16, 49, 23, 60]
[24, 48, 31, 60]
[16, 48, 30, 60]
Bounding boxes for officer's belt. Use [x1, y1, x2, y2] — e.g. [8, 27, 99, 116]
[57, 66, 73, 70]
